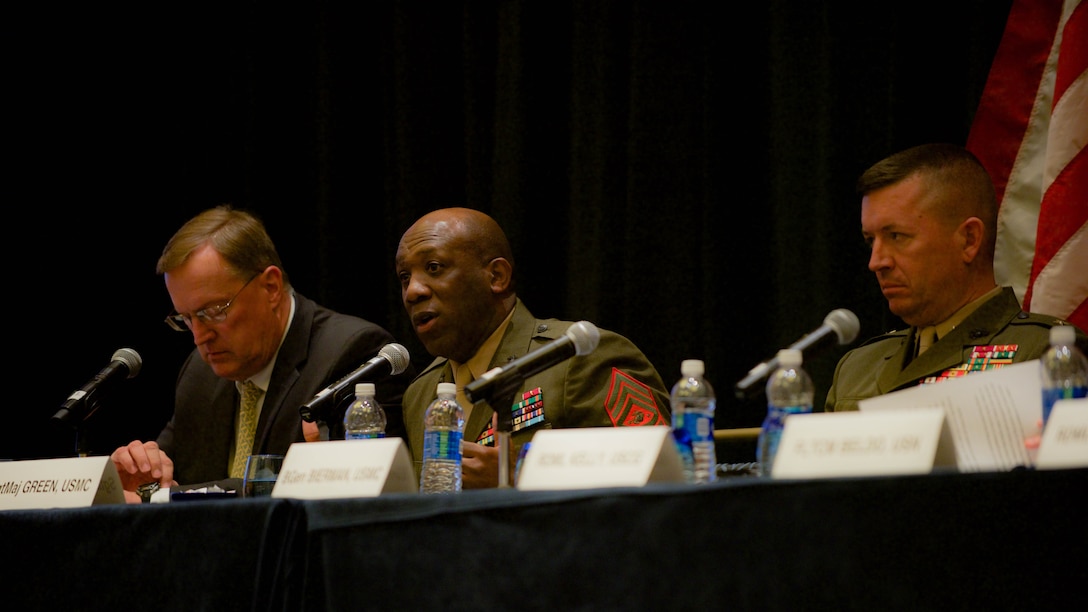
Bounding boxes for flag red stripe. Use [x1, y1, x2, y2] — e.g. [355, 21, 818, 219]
[1022, 0, 1088, 327]
[966, 0, 1063, 203]
[1053, 1, 1088, 102]
[1070, 298, 1088, 328]
[1030, 148, 1088, 280]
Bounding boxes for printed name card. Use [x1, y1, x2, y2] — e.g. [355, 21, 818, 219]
[1036, 399, 1088, 470]
[515, 425, 684, 490]
[273, 438, 417, 499]
[0, 456, 125, 511]
[771, 408, 956, 479]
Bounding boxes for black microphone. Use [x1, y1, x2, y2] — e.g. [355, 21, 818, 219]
[734, 308, 860, 399]
[464, 320, 600, 405]
[299, 343, 410, 422]
[53, 348, 143, 426]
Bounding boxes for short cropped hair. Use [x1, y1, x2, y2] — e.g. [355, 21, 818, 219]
[857, 143, 998, 257]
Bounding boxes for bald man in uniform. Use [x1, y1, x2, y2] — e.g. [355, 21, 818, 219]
[395, 207, 671, 488]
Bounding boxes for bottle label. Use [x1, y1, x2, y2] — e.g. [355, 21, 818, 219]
[675, 412, 714, 443]
[763, 404, 811, 430]
[345, 431, 385, 440]
[423, 430, 463, 461]
[757, 404, 812, 473]
[1042, 386, 1088, 424]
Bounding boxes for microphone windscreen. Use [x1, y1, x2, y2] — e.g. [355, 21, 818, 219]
[111, 348, 143, 378]
[824, 309, 860, 345]
[567, 321, 600, 356]
[379, 343, 411, 375]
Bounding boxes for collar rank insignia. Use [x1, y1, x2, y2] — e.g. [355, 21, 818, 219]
[605, 368, 666, 426]
[476, 387, 546, 446]
[921, 344, 1019, 385]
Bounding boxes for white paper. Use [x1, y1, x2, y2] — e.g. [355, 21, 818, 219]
[859, 360, 1040, 472]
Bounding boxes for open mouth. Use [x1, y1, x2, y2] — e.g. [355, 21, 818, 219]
[412, 311, 437, 332]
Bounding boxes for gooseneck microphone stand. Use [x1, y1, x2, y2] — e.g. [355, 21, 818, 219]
[469, 368, 525, 488]
[54, 396, 101, 458]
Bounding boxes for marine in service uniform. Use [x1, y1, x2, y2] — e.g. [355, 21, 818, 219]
[826, 287, 1088, 412]
[402, 298, 670, 480]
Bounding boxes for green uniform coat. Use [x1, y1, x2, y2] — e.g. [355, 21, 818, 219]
[402, 299, 671, 479]
[826, 287, 1088, 412]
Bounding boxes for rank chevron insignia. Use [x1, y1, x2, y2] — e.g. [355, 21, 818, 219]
[605, 368, 666, 426]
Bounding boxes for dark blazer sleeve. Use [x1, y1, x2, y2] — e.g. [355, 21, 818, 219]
[265, 294, 415, 446]
[157, 293, 414, 486]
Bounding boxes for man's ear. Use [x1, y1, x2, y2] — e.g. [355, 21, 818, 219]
[257, 265, 285, 302]
[959, 216, 984, 263]
[487, 257, 513, 292]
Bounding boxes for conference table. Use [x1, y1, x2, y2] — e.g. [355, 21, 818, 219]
[3, 466, 1084, 611]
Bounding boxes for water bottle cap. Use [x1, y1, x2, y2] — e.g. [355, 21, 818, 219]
[1050, 325, 1076, 346]
[437, 382, 457, 395]
[355, 382, 376, 396]
[776, 348, 802, 367]
[680, 359, 705, 377]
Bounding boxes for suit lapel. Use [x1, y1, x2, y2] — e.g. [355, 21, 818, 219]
[464, 300, 542, 443]
[876, 334, 914, 393]
[256, 294, 312, 449]
[204, 377, 238, 476]
[880, 288, 1024, 392]
[451, 360, 491, 441]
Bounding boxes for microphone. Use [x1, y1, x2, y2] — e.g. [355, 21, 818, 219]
[53, 348, 143, 426]
[299, 343, 410, 422]
[464, 320, 600, 405]
[734, 308, 860, 399]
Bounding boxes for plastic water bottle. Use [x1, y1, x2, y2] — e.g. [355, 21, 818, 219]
[420, 382, 464, 493]
[343, 382, 386, 439]
[670, 359, 717, 484]
[1040, 325, 1088, 427]
[757, 349, 813, 477]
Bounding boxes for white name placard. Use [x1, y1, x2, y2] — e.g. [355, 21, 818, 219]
[272, 438, 417, 499]
[515, 425, 684, 490]
[0, 456, 125, 511]
[771, 408, 955, 479]
[1036, 398, 1088, 470]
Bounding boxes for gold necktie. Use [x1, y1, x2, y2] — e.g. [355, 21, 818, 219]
[230, 381, 264, 478]
[454, 362, 474, 423]
[917, 327, 938, 356]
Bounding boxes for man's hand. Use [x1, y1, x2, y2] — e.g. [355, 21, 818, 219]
[461, 441, 499, 488]
[1024, 418, 1043, 464]
[110, 440, 177, 498]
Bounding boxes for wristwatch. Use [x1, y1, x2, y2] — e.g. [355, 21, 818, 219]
[136, 481, 161, 503]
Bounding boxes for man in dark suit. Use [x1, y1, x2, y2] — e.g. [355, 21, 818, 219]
[395, 207, 670, 488]
[826, 143, 1088, 412]
[111, 205, 414, 501]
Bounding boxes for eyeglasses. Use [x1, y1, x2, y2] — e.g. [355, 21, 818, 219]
[164, 273, 259, 332]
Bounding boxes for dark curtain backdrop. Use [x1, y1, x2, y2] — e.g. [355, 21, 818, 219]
[7, 1, 1013, 460]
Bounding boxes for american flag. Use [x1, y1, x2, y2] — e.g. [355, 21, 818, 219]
[967, 0, 1088, 332]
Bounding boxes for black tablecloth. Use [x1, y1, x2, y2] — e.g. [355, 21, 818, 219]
[4, 468, 1085, 611]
